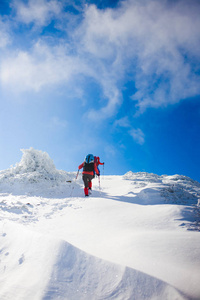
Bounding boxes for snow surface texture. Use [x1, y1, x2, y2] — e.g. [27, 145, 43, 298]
[0, 148, 200, 300]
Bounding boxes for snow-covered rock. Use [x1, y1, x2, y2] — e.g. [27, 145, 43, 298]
[0, 148, 76, 197]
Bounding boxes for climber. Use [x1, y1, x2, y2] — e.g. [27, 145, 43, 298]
[78, 154, 100, 196]
[94, 156, 104, 175]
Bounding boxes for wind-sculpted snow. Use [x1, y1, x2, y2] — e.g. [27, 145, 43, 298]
[1, 222, 187, 300]
[0, 148, 75, 197]
[43, 239, 187, 300]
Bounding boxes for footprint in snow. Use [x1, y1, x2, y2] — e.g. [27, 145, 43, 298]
[19, 254, 25, 265]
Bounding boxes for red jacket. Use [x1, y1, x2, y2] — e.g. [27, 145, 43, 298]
[78, 162, 99, 176]
[94, 156, 104, 166]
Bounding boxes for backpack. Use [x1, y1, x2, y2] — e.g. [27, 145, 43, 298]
[85, 154, 94, 164]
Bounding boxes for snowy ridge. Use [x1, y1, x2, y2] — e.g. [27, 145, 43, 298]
[124, 171, 200, 206]
[123, 171, 200, 232]
[0, 148, 200, 300]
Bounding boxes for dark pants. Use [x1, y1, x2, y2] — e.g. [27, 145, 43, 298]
[82, 174, 94, 188]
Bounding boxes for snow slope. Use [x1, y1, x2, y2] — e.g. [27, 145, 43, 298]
[0, 148, 200, 300]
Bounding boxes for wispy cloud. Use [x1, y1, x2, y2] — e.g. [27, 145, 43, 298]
[129, 128, 145, 145]
[48, 116, 68, 130]
[0, 19, 10, 49]
[87, 86, 121, 121]
[115, 116, 145, 145]
[114, 116, 130, 128]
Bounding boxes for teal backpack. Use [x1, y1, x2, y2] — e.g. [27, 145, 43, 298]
[85, 154, 94, 164]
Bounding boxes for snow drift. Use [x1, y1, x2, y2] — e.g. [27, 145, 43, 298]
[1, 222, 186, 300]
[0, 148, 200, 300]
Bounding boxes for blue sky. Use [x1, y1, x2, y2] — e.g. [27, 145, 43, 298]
[0, 0, 200, 181]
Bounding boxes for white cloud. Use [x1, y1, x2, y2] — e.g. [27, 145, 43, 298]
[77, 0, 200, 113]
[12, 0, 62, 27]
[1, 0, 200, 120]
[0, 41, 85, 92]
[129, 128, 145, 145]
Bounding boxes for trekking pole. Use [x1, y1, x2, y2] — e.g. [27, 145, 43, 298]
[98, 175, 101, 191]
[76, 169, 79, 179]
[70, 169, 79, 197]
